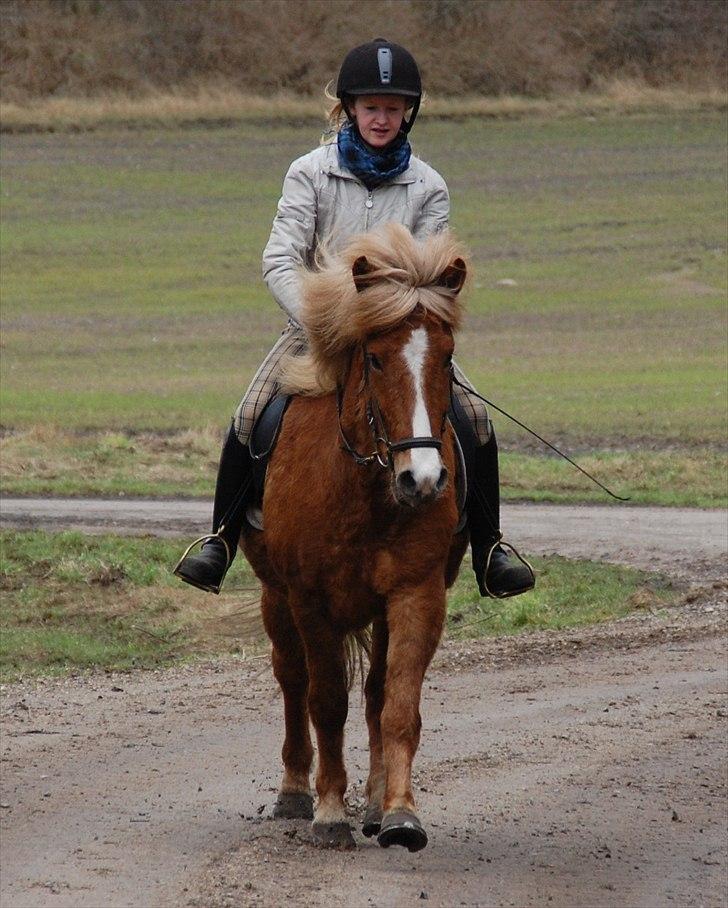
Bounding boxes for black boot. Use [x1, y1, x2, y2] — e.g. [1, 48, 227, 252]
[450, 399, 535, 598]
[469, 433, 535, 598]
[174, 423, 252, 594]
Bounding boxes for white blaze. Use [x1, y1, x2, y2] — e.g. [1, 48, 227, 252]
[402, 326, 442, 484]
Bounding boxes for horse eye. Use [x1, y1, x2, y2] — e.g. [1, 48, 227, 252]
[367, 353, 383, 372]
[444, 354, 453, 369]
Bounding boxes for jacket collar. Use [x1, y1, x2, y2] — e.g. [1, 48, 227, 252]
[322, 142, 417, 186]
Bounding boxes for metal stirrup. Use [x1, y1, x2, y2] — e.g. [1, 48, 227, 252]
[482, 532, 535, 600]
[173, 530, 232, 576]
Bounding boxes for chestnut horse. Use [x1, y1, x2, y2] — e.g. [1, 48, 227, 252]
[242, 224, 469, 852]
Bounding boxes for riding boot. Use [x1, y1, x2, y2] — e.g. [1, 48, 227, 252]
[469, 433, 535, 598]
[174, 423, 252, 594]
[450, 398, 535, 598]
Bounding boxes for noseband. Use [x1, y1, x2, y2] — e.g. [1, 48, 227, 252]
[337, 346, 449, 471]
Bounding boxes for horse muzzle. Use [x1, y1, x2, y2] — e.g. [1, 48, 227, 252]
[394, 464, 449, 506]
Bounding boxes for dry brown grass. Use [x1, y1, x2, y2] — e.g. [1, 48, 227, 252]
[2, 0, 724, 133]
[0, 425, 223, 496]
[168, 586, 268, 656]
[1, 81, 725, 133]
[0, 88, 322, 132]
[1, 0, 725, 104]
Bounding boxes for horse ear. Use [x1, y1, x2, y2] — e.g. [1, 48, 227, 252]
[438, 257, 467, 293]
[352, 256, 377, 291]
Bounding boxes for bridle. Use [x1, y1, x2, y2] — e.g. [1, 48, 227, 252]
[336, 344, 450, 471]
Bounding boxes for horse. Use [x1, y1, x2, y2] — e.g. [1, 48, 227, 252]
[241, 223, 470, 852]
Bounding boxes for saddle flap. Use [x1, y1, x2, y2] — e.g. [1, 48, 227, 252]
[448, 394, 477, 535]
[450, 422, 468, 534]
[250, 394, 291, 506]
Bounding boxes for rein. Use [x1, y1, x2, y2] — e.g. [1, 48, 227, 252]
[451, 375, 630, 502]
[335, 346, 628, 503]
[336, 347, 447, 471]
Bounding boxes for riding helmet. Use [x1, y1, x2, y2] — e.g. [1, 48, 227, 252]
[336, 38, 422, 133]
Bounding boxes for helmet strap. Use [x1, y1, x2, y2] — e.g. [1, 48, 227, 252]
[341, 95, 355, 124]
[401, 98, 420, 134]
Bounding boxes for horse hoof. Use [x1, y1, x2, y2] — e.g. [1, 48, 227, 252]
[312, 821, 356, 850]
[273, 791, 314, 820]
[377, 810, 428, 852]
[362, 805, 382, 837]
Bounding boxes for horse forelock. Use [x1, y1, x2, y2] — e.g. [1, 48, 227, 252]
[279, 225, 468, 397]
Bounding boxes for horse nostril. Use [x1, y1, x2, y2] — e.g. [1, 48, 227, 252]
[436, 466, 449, 492]
[397, 470, 418, 496]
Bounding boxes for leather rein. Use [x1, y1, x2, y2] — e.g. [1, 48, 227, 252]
[336, 346, 449, 471]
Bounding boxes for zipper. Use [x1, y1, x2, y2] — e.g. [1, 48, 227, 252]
[365, 190, 373, 228]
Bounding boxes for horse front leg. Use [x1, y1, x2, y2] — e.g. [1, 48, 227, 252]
[261, 586, 314, 819]
[293, 600, 355, 849]
[362, 615, 388, 838]
[379, 578, 446, 852]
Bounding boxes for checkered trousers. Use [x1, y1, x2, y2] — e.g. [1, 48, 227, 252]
[233, 323, 491, 445]
[452, 362, 492, 444]
[233, 323, 308, 443]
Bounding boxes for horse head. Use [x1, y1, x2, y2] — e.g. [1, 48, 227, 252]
[352, 286, 464, 507]
[281, 223, 468, 507]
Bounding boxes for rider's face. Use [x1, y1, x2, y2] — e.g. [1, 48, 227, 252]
[350, 95, 408, 148]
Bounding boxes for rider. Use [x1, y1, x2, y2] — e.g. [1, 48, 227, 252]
[174, 38, 535, 600]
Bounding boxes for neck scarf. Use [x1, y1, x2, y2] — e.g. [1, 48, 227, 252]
[336, 124, 412, 190]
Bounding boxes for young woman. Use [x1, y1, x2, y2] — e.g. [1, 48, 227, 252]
[175, 38, 534, 599]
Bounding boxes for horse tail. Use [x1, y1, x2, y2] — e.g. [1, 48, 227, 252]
[344, 625, 372, 692]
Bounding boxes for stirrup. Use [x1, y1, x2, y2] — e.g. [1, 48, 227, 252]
[482, 532, 535, 599]
[172, 531, 232, 595]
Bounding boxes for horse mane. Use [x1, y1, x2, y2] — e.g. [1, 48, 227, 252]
[279, 224, 469, 396]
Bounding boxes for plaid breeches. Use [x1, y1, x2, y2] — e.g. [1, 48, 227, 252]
[451, 362, 492, 444]
[233, 323, 308, 443]
[233, 324, 491, 445]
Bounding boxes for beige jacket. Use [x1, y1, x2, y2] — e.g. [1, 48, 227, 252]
[262, 142, 450, 322]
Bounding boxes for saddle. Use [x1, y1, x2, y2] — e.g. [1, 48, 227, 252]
[246, 393, 469, 533]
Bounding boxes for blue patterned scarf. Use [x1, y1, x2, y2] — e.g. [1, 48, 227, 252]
[336, 124, 412, 190]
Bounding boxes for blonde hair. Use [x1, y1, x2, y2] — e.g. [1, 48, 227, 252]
[280, 224, 468, 396]
[322, 82, 347, 141]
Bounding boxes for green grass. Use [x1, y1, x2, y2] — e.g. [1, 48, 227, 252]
[0, 530, 266, 680]
[500, 449, 727, 508]
[0, 529, 678, 681]
[1, 112, 726, 503]
[447, 555, 676, 638]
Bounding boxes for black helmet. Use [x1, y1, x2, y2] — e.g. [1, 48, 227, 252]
[336, 38, 422, 133]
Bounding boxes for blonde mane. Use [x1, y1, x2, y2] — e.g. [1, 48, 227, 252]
[280, 224, 469, 395]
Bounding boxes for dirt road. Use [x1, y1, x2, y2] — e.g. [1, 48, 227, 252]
[1, 500, 726, 907]
[1, 610, 725, 908]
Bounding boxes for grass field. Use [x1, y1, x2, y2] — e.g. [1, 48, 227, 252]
[0, 529, 677, 680]
[1, 110, 726, 504]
